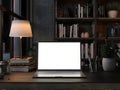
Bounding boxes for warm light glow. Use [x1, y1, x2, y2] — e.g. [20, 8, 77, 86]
[9, 20, 32, 37]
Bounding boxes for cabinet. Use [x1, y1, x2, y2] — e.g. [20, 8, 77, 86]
[55, 0, 120, 71]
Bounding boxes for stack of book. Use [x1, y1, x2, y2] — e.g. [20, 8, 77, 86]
[9, 57, 35, 72]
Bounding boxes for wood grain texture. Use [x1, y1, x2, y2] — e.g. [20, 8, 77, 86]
[0, 72, 120, 89]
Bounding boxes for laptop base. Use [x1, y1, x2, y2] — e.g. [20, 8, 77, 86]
[33, 71, 86, 78]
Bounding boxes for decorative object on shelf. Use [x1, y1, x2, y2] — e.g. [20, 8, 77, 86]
[107, 24, 116, 37]
[80, 32, 89, 38]
[102, 57, 116, 71]
[108, 10, 118, 18]
[101, 39, 118, 71]
[107, 23, 120, 37]
[106, 1, 120, 18]
[9, 20, 32, 58]
[84, 32, 89, 38]
[114, 23, 120, 37]
[97, 4, 106, 17]
[81, 32, 84, 38]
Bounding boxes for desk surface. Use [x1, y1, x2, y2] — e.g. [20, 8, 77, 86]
[0, 71, 120, 83]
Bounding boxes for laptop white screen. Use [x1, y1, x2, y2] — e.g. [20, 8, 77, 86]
[38, 42, 81, 70]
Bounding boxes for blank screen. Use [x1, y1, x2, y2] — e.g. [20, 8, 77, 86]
[38, 42, 81, 70]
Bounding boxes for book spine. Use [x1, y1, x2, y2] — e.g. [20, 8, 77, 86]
[10, 67, 30, 72]
[81, 6, 83, 18]
[70, 25, 73, 38]
[58, 24, 64, 38]
[81, 43, 84, 59]
[78, 4, 81, 18]
[63, 26, 66, 38]
[10, 66, 35, 72]
[73, 24, 78, 38]
[85, 43, 89, 59]
[90, 43, 94, 59]
[86, 3, 89, 18]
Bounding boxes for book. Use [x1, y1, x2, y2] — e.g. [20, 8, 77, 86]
[90, 43, 94, 59]
[10, 57, 33, 64]
[63, 26, 66, 38]
[85, 43, 89, 59]
[58, 24, 64, 38]
[70, 25, 73, 38]
[86, 3, 89, 17]
[66, 25, 70, 37]
[81, 43, 84, 59]
[73, 24, 78, 38]
[81, 6, 83, 18]
[78, 4, 81, 18]
[10, 65, 35, 72]
[10, 61, 35, 66]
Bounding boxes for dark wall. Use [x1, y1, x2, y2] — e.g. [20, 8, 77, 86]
[2, 0, 12, 52]
[32, 0, 55, 42]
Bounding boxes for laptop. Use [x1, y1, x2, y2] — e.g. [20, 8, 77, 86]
[33, 42, 86, 78]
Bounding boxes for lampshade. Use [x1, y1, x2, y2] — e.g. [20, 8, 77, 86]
[9, 20, 32, 37]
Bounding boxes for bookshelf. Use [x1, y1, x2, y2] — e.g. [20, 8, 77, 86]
[55, 0, 120, 71]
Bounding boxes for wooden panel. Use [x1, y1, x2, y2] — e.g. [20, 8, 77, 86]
[96, 24, 107, 38]
[32, 0, 55, 42]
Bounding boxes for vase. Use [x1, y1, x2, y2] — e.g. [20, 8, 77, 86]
[102, 58, 116, 71]
[108, 10, 118, 18]
[107, 24, 116, 37]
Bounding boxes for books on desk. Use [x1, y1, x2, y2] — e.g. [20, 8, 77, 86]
[10, 65, 35, 72]
[9, 57, 36, 72]
[10, 57, 33, 64]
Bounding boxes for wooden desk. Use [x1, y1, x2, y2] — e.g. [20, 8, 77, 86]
[0, 71, 120, 90]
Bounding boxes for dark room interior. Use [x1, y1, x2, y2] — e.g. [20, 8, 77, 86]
[0, 0, 120, 90]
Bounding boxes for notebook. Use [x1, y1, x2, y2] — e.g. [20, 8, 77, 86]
[33, 42, 86, 78]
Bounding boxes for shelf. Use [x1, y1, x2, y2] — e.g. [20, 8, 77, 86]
[57, 17, 120, 23]
[108, 37, 120, 40]
[96, 37, 120, 41]
[96, 18, 120, 22]
[56, 17, 94, 23]
[55, 37, 94, 42]
[55, 0, 120, 65]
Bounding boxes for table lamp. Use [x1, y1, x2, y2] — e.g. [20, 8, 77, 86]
[9, 20, 32, 58]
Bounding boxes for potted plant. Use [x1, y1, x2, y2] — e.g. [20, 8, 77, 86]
[106, 1, 120, 18]
[101, 39, 117, 71]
